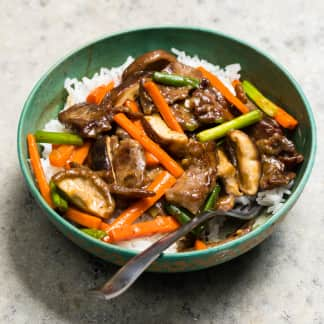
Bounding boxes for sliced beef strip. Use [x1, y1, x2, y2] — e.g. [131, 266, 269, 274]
[256, 133, 304, 170]
[88, 136, 151, 198]
[249, 117, 283, 140]
[158, 85, 191, 104]
[112, 138, 146, 188]
[162, 61, 203, 80]
[170, 103, 199, 132]
[259, 155, 296, 190]
[58, 103, 112, 138]
[249, 117, 303, 188]
[109, 184, 155, 198]
[165, 140, 217, 214]
[256, 133, 297, 156]
[185, 85, 233, 124]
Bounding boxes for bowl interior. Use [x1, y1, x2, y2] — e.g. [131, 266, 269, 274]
[18, 27, 316, 271]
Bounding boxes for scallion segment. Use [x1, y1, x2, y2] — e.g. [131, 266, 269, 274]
[203, 184, 221, 211]
[153, 72, 200, 88]
[35, 130, 83, 146]
[80, 228, 107, 240]
[49, 181, 68, 212]
[242, 80, 298, 129]
[196, 110, 262, 142]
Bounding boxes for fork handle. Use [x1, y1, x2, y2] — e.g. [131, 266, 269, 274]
[94, 211, 217, 300]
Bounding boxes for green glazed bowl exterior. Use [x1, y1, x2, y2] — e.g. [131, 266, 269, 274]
[17, 27, 316, 272]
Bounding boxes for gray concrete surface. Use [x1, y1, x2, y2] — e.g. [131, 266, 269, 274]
[1, 0, 323, 323]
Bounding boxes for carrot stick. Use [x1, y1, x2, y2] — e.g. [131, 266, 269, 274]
[145, 151, 160, 166]
[107, 171, 176, 231]
[113, 113, 183, 177]
[197, 66, 250, 114]
[49, 144, 75, 167]
[124, 100, 160, 167]
[194, 239, 207, 250]
[27, 134, 53, 206]
[86, 81, 114, 105]
[242, 80, 298, 129]
[274, 107, 298, 130]
[105, 216, 179, 243]
[66, 141, 91, 168]
[65, 208, 102, 229]
[143, 81, 184, 133]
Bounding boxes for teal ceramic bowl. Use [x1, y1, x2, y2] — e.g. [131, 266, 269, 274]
[17, 27, 316, 272]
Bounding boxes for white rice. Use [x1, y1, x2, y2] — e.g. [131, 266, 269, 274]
[39, 48, 291, 251]
[64, 56, 134, 107]
[116, 235, 178, 253]
[256, 181, 293, 214]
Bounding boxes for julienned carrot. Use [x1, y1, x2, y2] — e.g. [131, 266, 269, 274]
[274, 108, 298, 129]
[49, 144, 75, 167]
[143, 81, 184, 133]
[124, 100, 160, 167]
[197, 66, 250, 114]
[86, 81, 114, 105]
[145, 151, 160, 166]
[27, 134, 52, 206]
[194, 239, 207, 250]
[242, 80, 298, 129]
[65, 208, 102, 229]
[107, 171, 176, 232]
[66, 141, 91, 168]
[105, 216, 179, 243]
[113, 113, 183, 177]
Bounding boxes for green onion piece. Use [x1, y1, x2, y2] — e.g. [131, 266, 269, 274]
[242, 81, 277, 117]
[196, 110, 262, 142]
[203, 184, 221, 211]
[35, 130, 83, 146]
[81, 228, 107, 240]
[165, 204, 204, 236]
[49, 181, 68, 212]
[153, 72, 200, 88]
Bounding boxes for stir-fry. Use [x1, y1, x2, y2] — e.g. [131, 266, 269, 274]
[27, 49, 303, 252]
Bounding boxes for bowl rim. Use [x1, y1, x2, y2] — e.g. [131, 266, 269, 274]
[17, 26, 317, 262]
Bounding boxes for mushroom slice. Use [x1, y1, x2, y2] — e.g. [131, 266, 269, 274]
[102, 72, 147, 108]
[122, 50, 176, 81]
[216, 148, 242, 196]
[228, 130, 261, 195]
[215, 194, 235, 212]
[142, 114, 188, 154]
[52, 168, 115, 218]
[58, 103, 111, 138]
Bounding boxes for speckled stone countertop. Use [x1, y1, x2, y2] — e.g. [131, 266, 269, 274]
[1, 1, 323, 323]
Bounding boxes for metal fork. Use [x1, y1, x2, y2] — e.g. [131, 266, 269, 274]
[91, 203, 262, 300]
